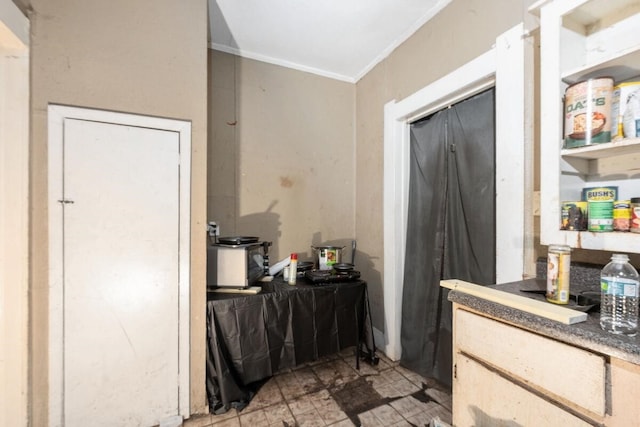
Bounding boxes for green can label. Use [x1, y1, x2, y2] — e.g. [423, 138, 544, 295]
[588, 201, 614, 232]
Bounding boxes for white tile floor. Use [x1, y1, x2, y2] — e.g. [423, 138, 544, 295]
[185, 348, 452, 427]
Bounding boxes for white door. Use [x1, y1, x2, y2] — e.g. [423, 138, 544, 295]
[48, 106, 191, 427]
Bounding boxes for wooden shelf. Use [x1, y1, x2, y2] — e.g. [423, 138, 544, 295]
[561, 47, 640, 85]
[547, 230, 640, 253]
[564, 0, 640, 27]
[561, 138, 640, 160]
[539, 0, 640, 254]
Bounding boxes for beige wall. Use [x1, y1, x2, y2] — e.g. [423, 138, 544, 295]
[208, 50, 356, 262]
[208, 0, 635, 342]
[209, 0, 536, 333]
[28, 0, 209, 423]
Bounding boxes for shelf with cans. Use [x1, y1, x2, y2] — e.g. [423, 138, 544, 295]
[536, 0, 640, 253]
[560, 188, 639, 233]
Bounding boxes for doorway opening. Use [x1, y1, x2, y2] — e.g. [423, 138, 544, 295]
[382, 23, 532, 361]
[401, 88, 496, 388]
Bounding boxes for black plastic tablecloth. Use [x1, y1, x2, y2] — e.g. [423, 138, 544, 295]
[206, 278, 375, 414]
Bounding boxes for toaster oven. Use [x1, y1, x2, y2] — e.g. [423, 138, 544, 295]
[206, 242, 265, 288]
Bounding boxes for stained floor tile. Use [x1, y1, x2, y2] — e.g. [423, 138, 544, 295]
[185, 347, 451, 427]
[238, 408, 270, 427]
[390, 395, 429, 419]
[368, 404, 404, 424]
[425, 387, 453, 411]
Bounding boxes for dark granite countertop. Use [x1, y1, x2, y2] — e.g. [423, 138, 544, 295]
[448, 278, 640, 365]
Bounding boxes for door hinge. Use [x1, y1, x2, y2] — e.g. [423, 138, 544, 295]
[453, 363, 457, 379]
[57, 199, 75, 204]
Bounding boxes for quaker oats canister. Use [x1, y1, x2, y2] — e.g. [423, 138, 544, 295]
[546, 244, 571, 305]
[564, 77, 614, 149]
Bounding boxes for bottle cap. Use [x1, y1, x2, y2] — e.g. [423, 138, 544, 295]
[290, 253, 298, 260]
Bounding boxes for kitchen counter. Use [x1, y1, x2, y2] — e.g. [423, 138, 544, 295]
[448, 278, 640, 365]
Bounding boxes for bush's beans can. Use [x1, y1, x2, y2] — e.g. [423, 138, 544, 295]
[546, 244, 571, 305]
[583, 186, 617, 232]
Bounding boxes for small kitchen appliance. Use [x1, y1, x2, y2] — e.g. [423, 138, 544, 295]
[207, 236, 270, 288]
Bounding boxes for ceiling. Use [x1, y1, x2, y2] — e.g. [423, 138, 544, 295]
[208, 0, 452, 83]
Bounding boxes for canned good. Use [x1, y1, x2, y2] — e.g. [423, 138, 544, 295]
[564, 77, 614, 148]
[588, 201, 614, 232]
[611, 82, 640, 140]
[613, 200, 631, 231]
[561, 201, 587, 230]
[631, 198, 640, 233]
[583, 186, 617, 232]
[546, 244, 571, 305]
[582, 186, 618, 201]
[623, 87, 640, 138]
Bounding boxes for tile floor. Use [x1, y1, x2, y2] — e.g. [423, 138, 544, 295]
[184, 347, 452, 427]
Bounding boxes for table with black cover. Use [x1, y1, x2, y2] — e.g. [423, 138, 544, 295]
[206, 277, 376, 414]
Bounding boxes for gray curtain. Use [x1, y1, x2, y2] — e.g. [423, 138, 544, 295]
[400, 88, 496, 389]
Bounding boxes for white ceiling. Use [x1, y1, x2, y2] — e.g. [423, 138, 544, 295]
[208, 0, 452, 83]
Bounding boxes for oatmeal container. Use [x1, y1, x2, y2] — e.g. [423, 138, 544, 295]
[564, 77, 614, 148]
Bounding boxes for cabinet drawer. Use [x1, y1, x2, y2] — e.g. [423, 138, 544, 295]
[455, 309, 606, 416]
[455, 354, 593, 427]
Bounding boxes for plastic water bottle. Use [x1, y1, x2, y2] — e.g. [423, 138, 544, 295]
[600, 254, 640, 336]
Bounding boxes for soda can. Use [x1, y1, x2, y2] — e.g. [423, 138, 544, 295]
[546, 244, 571, 304]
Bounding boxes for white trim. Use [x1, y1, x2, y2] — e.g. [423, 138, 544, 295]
[0, 11, 29, 425]
[47, 105, 192, 425]
[209, 42, 356, 83]
[495, 24, 530, 283]
[383, 24, 530, 361]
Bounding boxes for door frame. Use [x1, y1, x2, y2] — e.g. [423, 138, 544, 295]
[47, 105, 192, 424]
[0, 1, 29, 424]
[382, 24, 533, 360]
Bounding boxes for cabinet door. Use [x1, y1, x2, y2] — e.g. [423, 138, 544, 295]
[455, 309, 605, 416]
[49, 107, 191, 427]
[65, 119, 180, 426]
[607, 358, 640, 426]
[454, 354, 593, 426]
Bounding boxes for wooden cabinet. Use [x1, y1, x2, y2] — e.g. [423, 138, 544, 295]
[455, 354, 593, 426]
[608, 357, 640, 426]
[536, 0, 640, 252]
[453, 306, 640, 426]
